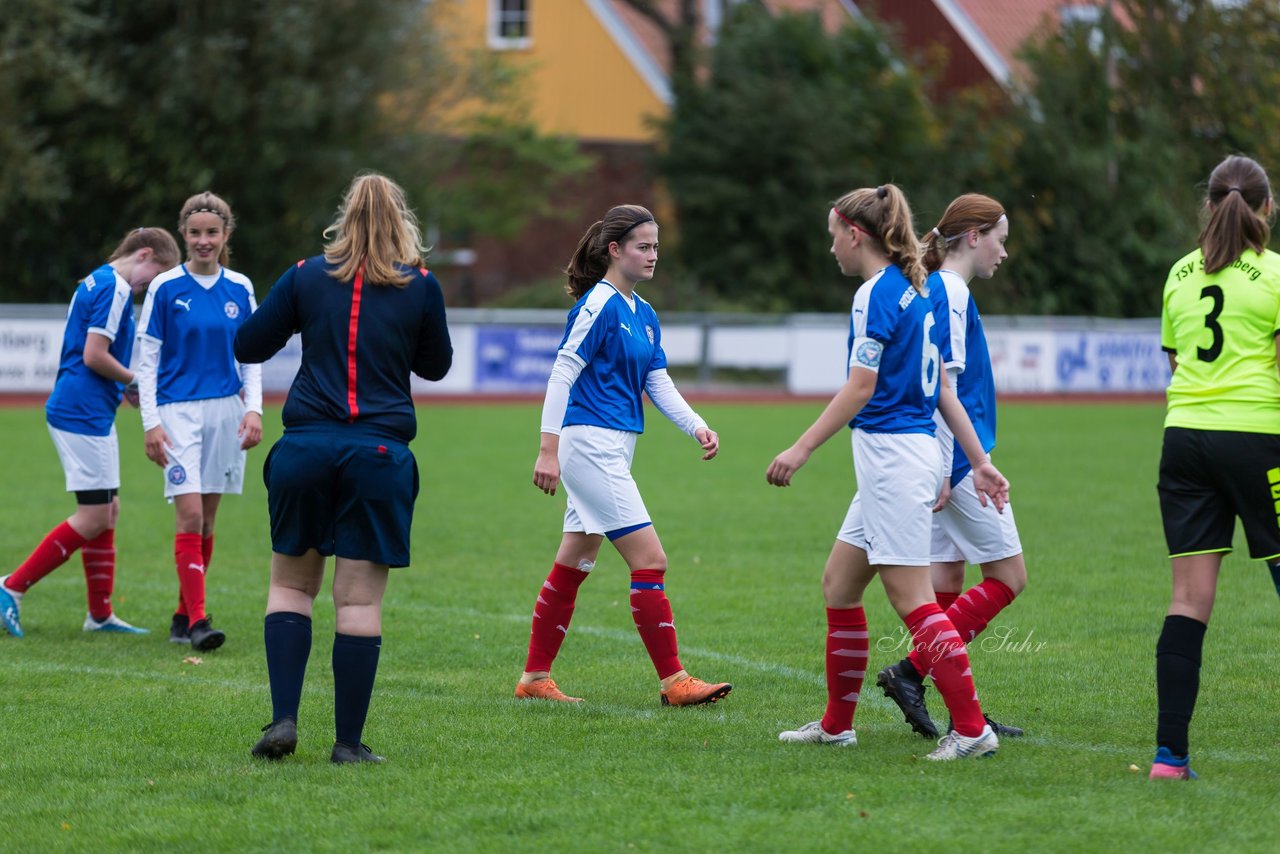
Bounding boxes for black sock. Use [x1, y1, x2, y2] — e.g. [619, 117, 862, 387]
[264, 612, 312, 723]
[897, 658, 922, 682]
[1155, 614, 1207, 758]
[1268, 560, 1280, 598]
[333, 633, 381, 747]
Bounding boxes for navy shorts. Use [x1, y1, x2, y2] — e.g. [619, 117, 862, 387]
[264, 431, 419, 568]
[1157, 427, 1280, 561]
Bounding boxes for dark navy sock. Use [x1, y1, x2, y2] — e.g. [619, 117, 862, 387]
[1155, 614, 1206, 758]
[333, 633, 381, 747]
[264, 611, 312, 723]
[1268, 561, 1280, 599]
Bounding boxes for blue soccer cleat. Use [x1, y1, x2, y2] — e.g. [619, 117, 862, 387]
[0, 578, 23, 638]
[83, 612, 150, 634]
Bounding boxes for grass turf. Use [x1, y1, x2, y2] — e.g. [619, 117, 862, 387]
[0, 401, 1276, 852]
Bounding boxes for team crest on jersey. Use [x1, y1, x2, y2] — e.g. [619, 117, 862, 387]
[645, 325, 654, 345]
[167, 463, 187, 485]
[855, 340, 883, 368]
[224, 301, 240, 319]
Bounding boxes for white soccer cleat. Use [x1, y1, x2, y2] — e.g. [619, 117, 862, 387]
[925, 723, 999, 760]
[778, 720, 857, 747]
[83, 612, 150, 634]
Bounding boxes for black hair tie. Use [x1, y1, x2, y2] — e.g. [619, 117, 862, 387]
[876, 186, 888, 199]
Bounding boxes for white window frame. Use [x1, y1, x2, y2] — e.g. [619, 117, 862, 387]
[488, 0, 532, 50]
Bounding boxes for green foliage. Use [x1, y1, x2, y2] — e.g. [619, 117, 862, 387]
[0, 1, 585, 301]
[2, 401, 1279, 850]
[657, 5, 943, 312]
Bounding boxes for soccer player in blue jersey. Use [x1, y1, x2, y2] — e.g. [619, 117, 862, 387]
[768, 184, 1010, 761]
[135, 192, 263, 652]
[0, 228, 179, 639]
[235, 173, 452, 764]
[514, 204, 732, 707]
[876, 194, 1027, 740]
[1150, 155, 1280, 781]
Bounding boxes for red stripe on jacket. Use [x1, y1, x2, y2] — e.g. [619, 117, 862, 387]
[346, 267, 364, 420]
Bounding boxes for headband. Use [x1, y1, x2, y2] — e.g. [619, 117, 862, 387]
[934, 212, 1007, 244]
[615, 217, 655, 242]
[183, 206, 229, 225]
[833, 207, 878, 241]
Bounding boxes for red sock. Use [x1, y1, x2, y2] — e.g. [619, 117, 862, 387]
[175, 533, 207, 624]
[821, 606, 868, 735]
[82, 529, 116, 622]
[947, 578, 1016, 643]
[905, 603, 985, 737]
[524, 562, 590, 673]
[630, 569, 682, 679]
[5, 521, 87, 593]
[936, 590, 960, 612]
[202, 533, 215, 570]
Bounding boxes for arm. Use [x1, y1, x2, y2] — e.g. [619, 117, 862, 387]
[412, 272, 453, 381]
[644, 369, 717, 460]
[82, 333, 134, 385]
[234, 268, 298, 364]
[134, 336, 170, 467]
[930, 365, 962, 511]
[936, 373, 1008, 511]
[766, 367, 876, 487]
[533, 352, 585, 495]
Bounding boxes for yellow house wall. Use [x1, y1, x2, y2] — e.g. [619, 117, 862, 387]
[450, 0, 667, 142]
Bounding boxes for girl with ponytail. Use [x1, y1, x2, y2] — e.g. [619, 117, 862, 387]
[767, 184, 1011, 761]
[1150, 154, 1280, 781]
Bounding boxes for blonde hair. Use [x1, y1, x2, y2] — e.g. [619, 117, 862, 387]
[565, 205, 655, 299]
[922, 193, 1006, 273]
[178, 192, 235, 267]
[107, 227, 180, 268]
[832, 184, 927, 292]
[323, 173, 426, 287]
[1200, 155, 1272, 275]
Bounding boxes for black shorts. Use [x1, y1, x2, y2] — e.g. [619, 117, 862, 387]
[263, 431, 419, 568]
[1157, 427, 1280, 560]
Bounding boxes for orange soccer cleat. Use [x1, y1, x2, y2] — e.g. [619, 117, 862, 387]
[514, 678, 584, 703]
[660, 676, 733, 706]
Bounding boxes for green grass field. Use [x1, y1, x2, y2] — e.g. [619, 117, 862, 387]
[1, 400, 1276, 852]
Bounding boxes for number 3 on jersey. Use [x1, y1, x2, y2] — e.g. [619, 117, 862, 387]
[922, 312, 940, 395]
[1198, 285, 1224, 362]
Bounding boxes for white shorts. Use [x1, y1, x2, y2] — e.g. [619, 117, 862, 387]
[836, 430, 941, 566]
[932, 470, 1023, 564]
[559, 424, 651, 536]
[158, 395, 247, 498]
[48, 424, 120, 492]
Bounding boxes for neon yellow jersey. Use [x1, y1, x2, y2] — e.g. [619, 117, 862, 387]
[1161, 247, 1280, 433]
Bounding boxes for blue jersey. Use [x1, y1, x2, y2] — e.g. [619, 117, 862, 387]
[848, 265, 940, 434]
[138, 265, 256, 405]
[234, 257, 453, 443]
[930, 270, 997, 485]
[45, 265, 135, 437]
[559, 281, 666, 434]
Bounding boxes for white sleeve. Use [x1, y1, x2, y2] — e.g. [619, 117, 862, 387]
[540, 351, 585, 435]
[136, 336, 162, 430]
[644, 368, 707, 437]
[241, 362, 263, 414]
[935, 365, 962, 477]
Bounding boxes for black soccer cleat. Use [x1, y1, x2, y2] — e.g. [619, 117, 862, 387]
[251, 717, 298, 760]
[169, 613, 191, 644]
[949, 714, 1024, 738]
[188, 617, 226, 652]
[876, 661, 939, 739]
[331, 741, 385, 764]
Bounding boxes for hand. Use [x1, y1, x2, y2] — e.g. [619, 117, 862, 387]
[533, 449, 560, 495]
[239, 411, 263, 450]
[766, 444, 811, 487]
[122, 381, 140, 408]
[144, 425, 172, 468]
[932, 479, 952, 513]
[971, 459, 1009, 513]
[695, 427, 719, 461]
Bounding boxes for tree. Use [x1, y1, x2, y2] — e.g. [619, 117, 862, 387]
[657, 4, 941, 311]
[0, 0, 584, 301]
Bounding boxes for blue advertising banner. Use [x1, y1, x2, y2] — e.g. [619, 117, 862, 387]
[475, 326, 561, 391]
[1052, 331, 1172, 392]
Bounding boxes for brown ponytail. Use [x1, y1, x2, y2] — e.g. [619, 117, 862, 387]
[564, 205, 655, 299]
[1199, 155, 1272, 275]
[832, 184, 927, 292]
